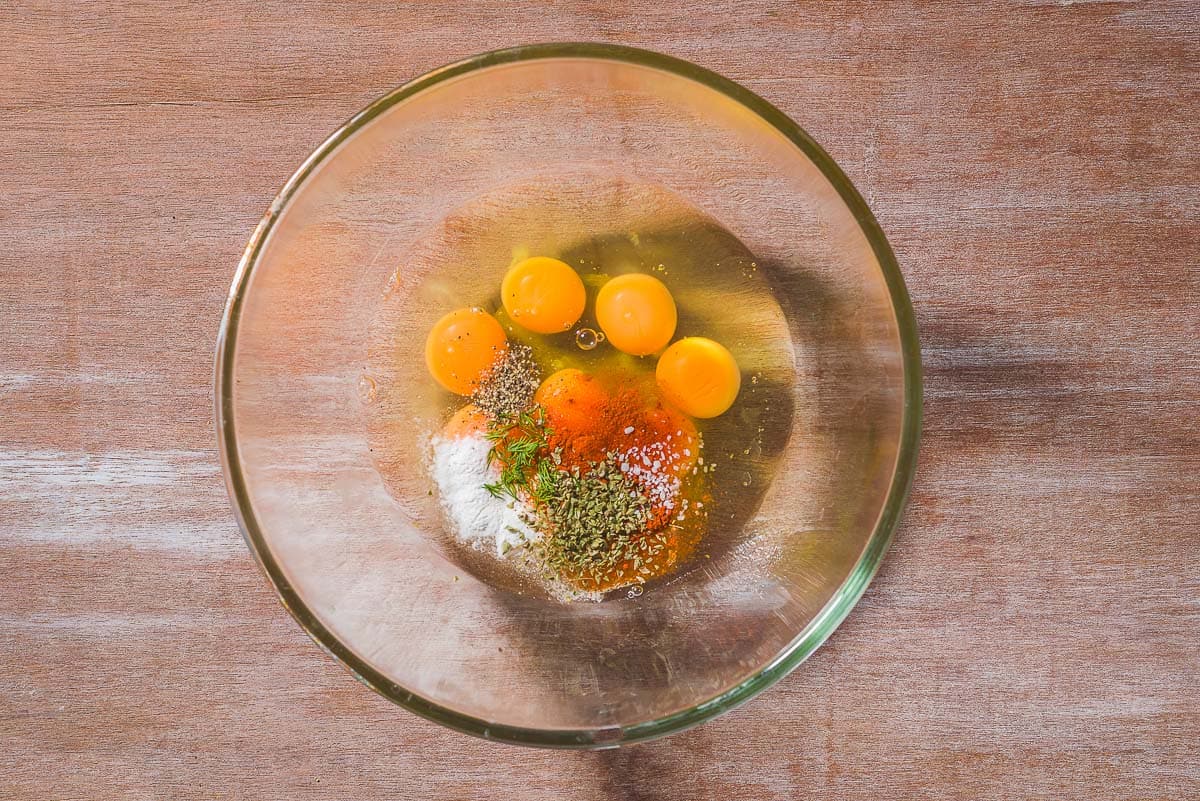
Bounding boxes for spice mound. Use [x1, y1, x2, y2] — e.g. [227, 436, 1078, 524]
[423, 258, 737, 600]
[431, 367, 709, 597]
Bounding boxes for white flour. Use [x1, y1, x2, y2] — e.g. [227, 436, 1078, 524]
[430, 432, 537, 556]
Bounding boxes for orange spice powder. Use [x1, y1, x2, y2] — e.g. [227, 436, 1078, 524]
[534, 368, 709, 591]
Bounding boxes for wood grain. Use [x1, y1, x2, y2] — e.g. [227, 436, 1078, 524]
[1, 1, 1197, 799]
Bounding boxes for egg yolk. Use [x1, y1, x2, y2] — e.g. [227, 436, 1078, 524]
[501, 256, 586, 334]
[533, 368, 612, 465]
[424, 307, 508, 395]
[655, 337, 741, 418]
[594, 273, 677, 356]
[442, 403, 489, 439]
[535, 369, 697, 471]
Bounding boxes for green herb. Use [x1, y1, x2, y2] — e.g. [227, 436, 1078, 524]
[529, 452, 654, 582]
[481, 406, 556, 503]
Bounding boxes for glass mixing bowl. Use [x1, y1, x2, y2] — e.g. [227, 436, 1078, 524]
[216, 43, 921, 747]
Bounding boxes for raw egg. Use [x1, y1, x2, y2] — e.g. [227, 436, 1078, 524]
[442, 403, 489, 439]
[655, 337, 741, 418]
[595, 273, 677, 356]
[534, 368, 610, 419]
[534, 368, 612, 466]
[501, 256, 586, 334]
[424, 307, 508, 395]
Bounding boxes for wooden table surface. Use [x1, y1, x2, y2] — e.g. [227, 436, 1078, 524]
[3, 2, 1197, 799]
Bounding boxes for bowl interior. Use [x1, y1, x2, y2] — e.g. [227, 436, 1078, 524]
[220, 45, 917, 746]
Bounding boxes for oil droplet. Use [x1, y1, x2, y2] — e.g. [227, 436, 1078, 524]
[357, 375, 377, 403]
[575, 327, 602, 350]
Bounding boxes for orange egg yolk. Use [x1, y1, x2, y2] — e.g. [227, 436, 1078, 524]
[655, 337, 741, 418]
[594, 273, 677, 356]
[424, 307, 508, 395]
[534, 369, 698, 476]
[441, 403, 489, 439]
[501, 256, 586, 334]
[534, 368, 614, 467]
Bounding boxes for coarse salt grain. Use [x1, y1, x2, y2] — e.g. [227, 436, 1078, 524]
[617, 441, 682, 512]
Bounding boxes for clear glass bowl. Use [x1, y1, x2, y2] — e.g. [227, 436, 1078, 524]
[216, 43, 921, 748]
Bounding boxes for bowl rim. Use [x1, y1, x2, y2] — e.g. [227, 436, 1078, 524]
[214, 42, 922, 749]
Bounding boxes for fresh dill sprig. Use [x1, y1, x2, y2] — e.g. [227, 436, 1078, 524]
[481, 406, 556, 504]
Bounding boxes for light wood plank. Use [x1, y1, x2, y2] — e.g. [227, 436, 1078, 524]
[1, 2, 1196, 799]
